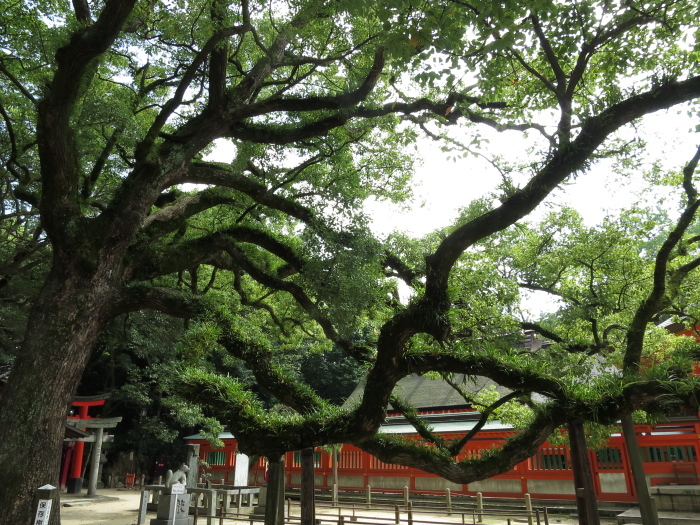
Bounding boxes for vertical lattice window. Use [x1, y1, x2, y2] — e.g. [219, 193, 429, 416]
[292, 451, 321, 467]
[530, 447, 571, 470]
[642, 446, 696, 463]
[205, 451, 226, 465]
[596, 448, 623, 470]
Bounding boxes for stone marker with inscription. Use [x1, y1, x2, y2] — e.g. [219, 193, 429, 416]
[150, 482, 193, 525]
[33, 484, 56, 525]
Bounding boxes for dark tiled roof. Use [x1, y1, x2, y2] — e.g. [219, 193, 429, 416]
[64, 423, 90, 439]
[345, 374, 511, 411]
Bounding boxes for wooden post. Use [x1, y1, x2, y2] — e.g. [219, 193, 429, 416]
[445, 488, 452, 515]
[301, 448, 316, 525]
[394, 504, 400, 524]
[621, 414, 659, 525]
[407, 501, 413, 525]
[568, 419, 600, 525]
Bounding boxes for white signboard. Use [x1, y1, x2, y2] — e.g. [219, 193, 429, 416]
[170, 482, 186, 495]
[34, 499, 53, 525]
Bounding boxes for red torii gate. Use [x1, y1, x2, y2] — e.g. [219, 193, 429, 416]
[62, 395, 109, 494]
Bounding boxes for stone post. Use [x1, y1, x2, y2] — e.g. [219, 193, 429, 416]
[88, 427, 104, 496]
[524, 493, 533, 525]
[33, 484, 57, 525]
[233, 452, 250, 486]
[186, 444, 200, 490]
[137, 489, 149, 525]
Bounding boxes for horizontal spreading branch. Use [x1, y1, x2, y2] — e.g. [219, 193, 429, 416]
[356, 404, 567, 484]
[178, 163, 315, 223]
[403, 352, 567, 401]
[213, 313, 328, 415]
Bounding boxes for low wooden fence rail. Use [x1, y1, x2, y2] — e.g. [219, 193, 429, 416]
[191, 497, 550, 525]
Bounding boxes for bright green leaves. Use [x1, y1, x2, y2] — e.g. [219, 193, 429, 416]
[299, 223, 391, 336]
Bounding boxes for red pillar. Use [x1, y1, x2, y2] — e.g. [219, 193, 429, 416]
[67, 404, 89, 493]
[60, 445, 73, 488]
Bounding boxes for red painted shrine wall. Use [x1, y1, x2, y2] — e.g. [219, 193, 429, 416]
[187, 418, 700, 503]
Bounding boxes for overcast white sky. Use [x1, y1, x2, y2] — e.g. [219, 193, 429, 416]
[203, 107, 698, 240]
[365, 109, 700, 238]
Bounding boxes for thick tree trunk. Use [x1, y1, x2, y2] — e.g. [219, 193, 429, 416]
[300, 448, 315, 525]
[265, 454, 286, 525]
[621, 415, 658, 525]
[0, 267, 116, 525]
[568, 419, 600, 525]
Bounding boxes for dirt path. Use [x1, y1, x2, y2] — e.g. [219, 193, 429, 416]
[60, 489, 146, 525]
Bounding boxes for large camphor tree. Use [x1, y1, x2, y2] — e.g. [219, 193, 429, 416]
[1, 0, 700, 523]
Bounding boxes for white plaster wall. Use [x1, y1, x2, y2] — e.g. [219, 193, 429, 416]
[414, 477, 462, 491]
[527, 479, 575, 495]
[467, 478, 521, 493]
[599, 473, 628, 493]
[368, 476, 411, 489]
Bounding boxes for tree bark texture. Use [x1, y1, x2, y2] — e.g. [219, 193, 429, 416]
[300, 448, 316, 525]
[567, 419, 600, 525]
[621, 415, 659, 525]
[0, 268, 116, 525]
[264, 454, 286, 525]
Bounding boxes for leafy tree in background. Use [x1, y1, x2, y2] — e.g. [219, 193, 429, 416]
[1, 1, 700, 524]
[175, 0, 700, 490]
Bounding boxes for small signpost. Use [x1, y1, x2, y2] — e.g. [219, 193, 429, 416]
[34, 484, 56, 525]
